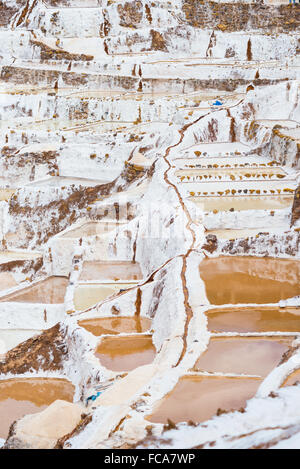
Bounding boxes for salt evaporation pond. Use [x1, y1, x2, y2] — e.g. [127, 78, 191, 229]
[96, 335, 156, 371]
[0, 378, 74, 439]
[195, 337, 292, 377]
[149, 376, 262, 424]
[206, 306, 300, 333]
[199, 257, 300, 305]
[0, 277, 68, 304]
[78, 316, 151, 336]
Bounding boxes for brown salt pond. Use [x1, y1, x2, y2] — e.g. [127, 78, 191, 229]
[0, 276, 68, 304]
[149, 376, 262, 424]
[207, 307, 300, 333]
[282, 370, 300, 387]
[199, 257, 300, 305]
[0, 378, 74, 439]
[195, 337, 291, 377]
[79, 261, 142, 282]
[74, 283, 137, 311]
[78, 316, 151, 336]
[96, 335, 156, 371]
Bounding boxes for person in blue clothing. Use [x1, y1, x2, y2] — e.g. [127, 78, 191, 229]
[86, 391, 102, 405]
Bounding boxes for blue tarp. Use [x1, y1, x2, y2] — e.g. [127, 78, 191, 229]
[86, 391, 102, 403]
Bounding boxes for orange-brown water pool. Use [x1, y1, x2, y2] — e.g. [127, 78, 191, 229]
[78, 316, 151, 336]
[195, 337, 291, 377]
[79, 261, 142, 281]
[206, 307, 300, 333]
[96, 335, 156, 371]
[0, 378, 74, 439]
[148, 375, 261, 424]
[199, 257, 300, 305]
[0, 277, 68, 304]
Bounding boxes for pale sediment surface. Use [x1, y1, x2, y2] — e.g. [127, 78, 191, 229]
[78, 316, 151, 336]
[0, 277, 68, 304]
[73, 283, 138, 310]
[79, 261, 142, 281]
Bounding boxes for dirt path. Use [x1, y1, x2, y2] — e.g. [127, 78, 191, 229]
[162, 97, 245, 366]
[162, 114, 209, 365]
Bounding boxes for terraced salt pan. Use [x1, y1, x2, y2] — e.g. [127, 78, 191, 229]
[174, 155, 276, 168]
[79, 261, 142, 282]
[5, 88, 129, 98]
[0, 119, 134, 134]
[199, 257, 300, 305]
[192, 194, 293, 211]
[73, 283, 138, 311]
[0, 87, 222, 128]
[3, 57, 293, 89]
[95, 335, 155, 372]
[207, 306, 300, 333]
[184, 99, 244, 112]
[180, 142, 251, 157]
[0, 276, 68, 304]
[78, 316, 151, 336]
[60, 89, 213, 100]
[206, 228, 281, 240]
[148, 376, 262, 425]
[0, 250, 44, 264]
[26, 176, 106, 188]
[145, 57, 285, 67]
[194, 337, 292, 377]
[256, 119, 299, 129]
[176, 167, 286, 179]
[0, 378, 74, 439]
[186, 179, 296, 193]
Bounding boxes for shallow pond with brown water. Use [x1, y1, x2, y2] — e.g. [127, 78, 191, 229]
[96, 335, 156, 372]
[0, 378, 74, 439]
[148, 375, 262, 424]
[199, 257, 300, 305]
